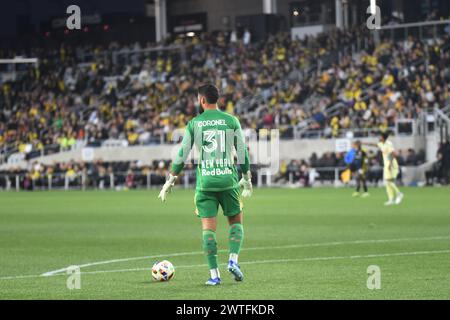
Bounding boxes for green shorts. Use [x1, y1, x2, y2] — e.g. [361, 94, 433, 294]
[194, 188, 243, 218]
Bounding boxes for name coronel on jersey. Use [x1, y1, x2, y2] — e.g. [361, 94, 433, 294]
[196, 119, 227, 127]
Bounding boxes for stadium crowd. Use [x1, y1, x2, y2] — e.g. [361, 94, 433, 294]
[1, 28, 449, 163]
[1, 144, 443, 191]
[275, 147, 428, 187]
[307, 34, 450, 137]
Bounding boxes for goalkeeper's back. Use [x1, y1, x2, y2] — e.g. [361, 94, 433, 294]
[172, 108, 250, 192]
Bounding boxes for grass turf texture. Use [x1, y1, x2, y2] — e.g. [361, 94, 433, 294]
[0, 187, 449, 299]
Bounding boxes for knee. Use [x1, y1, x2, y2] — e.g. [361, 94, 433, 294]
[228, 213, 243, 225]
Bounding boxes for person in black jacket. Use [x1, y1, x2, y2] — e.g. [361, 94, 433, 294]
[350, 140, 370, 197]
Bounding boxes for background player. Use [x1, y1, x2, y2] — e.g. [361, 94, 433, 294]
[349, 140, 370, 198]
[158, 84, 252, 286]
[364, 132, 404, 206]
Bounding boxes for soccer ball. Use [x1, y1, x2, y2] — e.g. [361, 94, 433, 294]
[151, 260, 175, 281]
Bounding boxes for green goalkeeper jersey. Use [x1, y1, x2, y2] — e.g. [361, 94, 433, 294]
[171, 109, 250, 192]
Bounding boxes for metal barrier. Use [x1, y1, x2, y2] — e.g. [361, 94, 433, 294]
[0, 164, 398, 191]
[377, 19, 450, 43]
[0, 169, 198, 192]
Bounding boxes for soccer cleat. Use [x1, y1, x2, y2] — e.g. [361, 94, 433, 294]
[384, 200, 395, 206]
[395, 193, 404, 205]
[352, 192, 360, 197]
[228, 260, 244, 281]
[361, 192, 370, 198]
[205, 278, 221, 286]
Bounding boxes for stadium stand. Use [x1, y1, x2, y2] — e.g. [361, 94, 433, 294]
[2, 28, 449, 162]
[1, 22, 450, 191]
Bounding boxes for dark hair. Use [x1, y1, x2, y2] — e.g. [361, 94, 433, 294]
[381, 131, 390, 140]
[197, 83, 219, 104]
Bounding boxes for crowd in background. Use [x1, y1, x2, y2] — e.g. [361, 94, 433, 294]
[275, 147, 427, 187]
[309, 35, 450, 137]
[1, 145, 441, 190]
[0, 29, 356, 157]
[426, 140, 450, 185]
[0, 159, 174, 190]
[1, 28, 449, 162]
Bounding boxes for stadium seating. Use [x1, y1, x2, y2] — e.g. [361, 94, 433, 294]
[1, 29, 449, 169]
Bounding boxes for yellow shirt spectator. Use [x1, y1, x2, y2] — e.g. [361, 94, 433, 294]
[19, 143, 27, 153]
[275, 47, 286, 61]
[226, 101, 234, 114]
[66, 169, 76, 179]
[364, 75, 374, 85]
[354, 100, 367, 111]
[31, 171, 40, 180]
[128, 132, 139, 145]
[382, 74, 394, 87]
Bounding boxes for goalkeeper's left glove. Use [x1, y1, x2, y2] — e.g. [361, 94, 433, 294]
[239, 171, 253, 198]
[158, 174, 177, 202]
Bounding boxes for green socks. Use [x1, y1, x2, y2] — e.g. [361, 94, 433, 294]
[202, 224, 244, 271]
[229, 223, 244, 255]
[202, 230, 218, 269]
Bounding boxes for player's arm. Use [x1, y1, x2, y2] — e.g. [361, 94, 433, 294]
[234, 117, 252, 197]
[158, 121, 194, 202]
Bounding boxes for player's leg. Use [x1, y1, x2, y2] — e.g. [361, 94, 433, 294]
[361, 172, 369, 197]
[195, 191, 221, 285]
[383, 167, 395, 205]
[384, 179, 396, 205]
[227, 213, 244, 263]
[201, 217, 221, 284]
[220, 188, 245, 281]
[390, 168, 403, 204]
[353, 172, 361, 197]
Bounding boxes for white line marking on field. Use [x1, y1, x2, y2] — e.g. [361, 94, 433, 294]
[40, 235, 450, 277]
[1, 248, 450, 280]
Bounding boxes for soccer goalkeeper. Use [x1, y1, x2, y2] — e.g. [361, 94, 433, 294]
[158, 83, 252, 286]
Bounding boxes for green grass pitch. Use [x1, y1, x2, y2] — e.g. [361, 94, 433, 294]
[0, 187, 449, 299]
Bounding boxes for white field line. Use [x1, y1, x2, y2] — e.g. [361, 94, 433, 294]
[40, 235, 450, 277]
[1, 248, 450, 281]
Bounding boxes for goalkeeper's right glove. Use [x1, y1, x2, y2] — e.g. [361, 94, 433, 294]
[239, 171, 253, 198]
[158, 174, 177, 202]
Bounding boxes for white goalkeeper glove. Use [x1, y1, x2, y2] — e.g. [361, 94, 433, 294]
[158, 174, 177, 202]
[239, 171, 253, 198]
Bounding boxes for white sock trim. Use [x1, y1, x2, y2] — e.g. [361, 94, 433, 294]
[229, 253, 239, 264]
[210, 268, 220, 279]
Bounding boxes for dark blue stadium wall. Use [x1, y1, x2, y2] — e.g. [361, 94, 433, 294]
[0, 0, 147, 47]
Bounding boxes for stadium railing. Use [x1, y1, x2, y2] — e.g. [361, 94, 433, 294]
[0, 167, 374, 191]
[376, 19, 450, 43]
[77, 43, 186, 65]
[2, 162, 432, 191]
[0, 57, 39, 84]
[0, 169, 195, 191]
